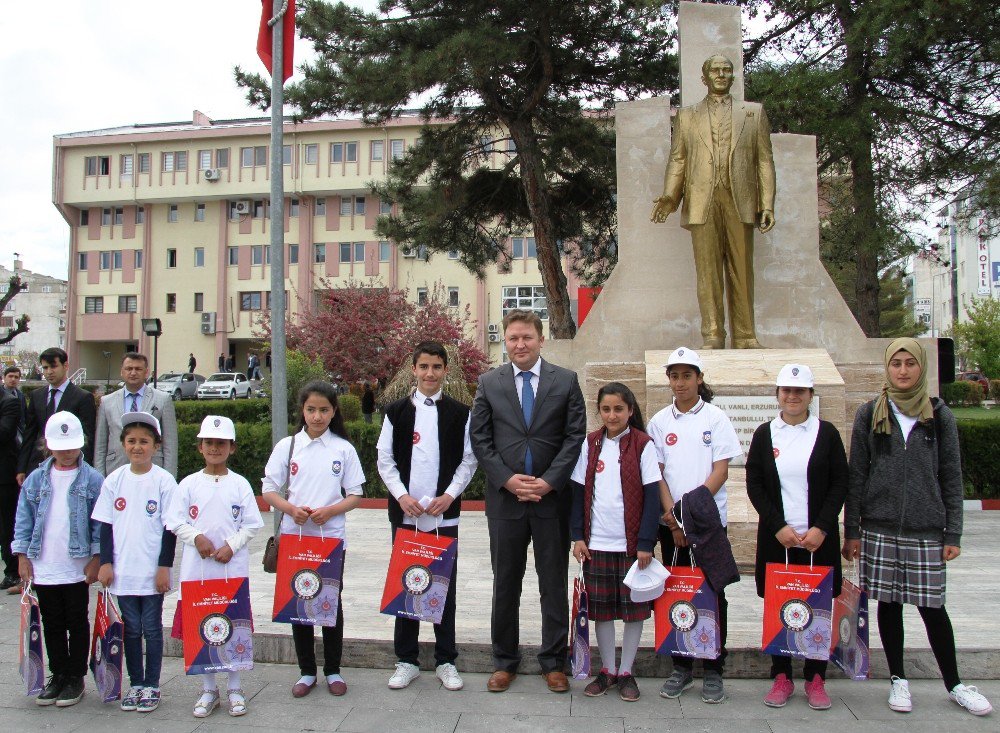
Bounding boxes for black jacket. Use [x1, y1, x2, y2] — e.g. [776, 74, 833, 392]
[745, 418, 848, 598]
[675, 485, 740, 592]
[0, 395, 19, 485]
[18, 382, 97, 475]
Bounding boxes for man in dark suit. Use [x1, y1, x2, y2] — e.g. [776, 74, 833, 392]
[16, 348, 97, 484]
[470, 309, 586, 693]
[0, 391, 21, 589]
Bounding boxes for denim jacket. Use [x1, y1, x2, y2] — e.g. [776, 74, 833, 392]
[12, 457, 104, 560]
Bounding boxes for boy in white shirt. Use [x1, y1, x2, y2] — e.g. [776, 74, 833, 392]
[12, 412, 104, 707]
[93, 411, 177, 713]
[166, 415, 264, 718]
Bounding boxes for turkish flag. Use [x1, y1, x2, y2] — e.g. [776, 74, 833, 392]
[257, 0, 296, 82]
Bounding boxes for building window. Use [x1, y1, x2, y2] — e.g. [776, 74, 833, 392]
[346, 141, 358, 162]
[379, 241, 390, 262]
[175, 151, 187, 170]
[166, 293, 176, 313]
[339, 243, 351, 263]
[448, 287, 459, 307]
[417, 288, 428, 306]
[390, 139, 405, 161]
[198, 150, 212, 170]
[354, 196, 366, 215]
[251, 245, 263, 266]
[80, 210, 89, 226]
[166, 249, 177, 268]
[99, 252, 111, 270]
[283, 144, 292, 165]
[502, 285, 547, 320]
[138, 153, 151, 173]
[511, 237, 536, 258]
[85, 156, 110, 176]
[168, 205, 178, 223]
[331, 142, 343, 163]
[354, 242, 365, 263]
[241, 146, 267, 167]
[289, 244, 299, 264]
[304, 144, 318, 164]
[339, 197, 352, 216]
[216, 148, 229, 168]
[228, 247, 239, 266]
[101, 208, 111, 226]
[371, 140, 384, 161]
[194, 247, 205, 267]
[114, 207, 123, 226]
[507, 138, 517, 153]
[240, 292, 262, 311]
[195, 203, 205, 222]
[162, 152, 175, 172]
[84, 296, 104, 314]
[42, 285, 53, 293]
[264, 245, 271, 265]
[448, 249, 459, 259]
[380, 199, 392, 215]
[194, 292, 204, 312]
[315, 198, 326, 215]
[112, 251, 122, 270]
[253, 199, 266, 218]
[77, 253, 87, 270]
[136, 206, 144, 224]
[121, 154, 133, 176]
[134, 250, 143, 269]
[314, 244, 326, 263]
[118, 295, 137, 313]
[290, 198, 299, 217]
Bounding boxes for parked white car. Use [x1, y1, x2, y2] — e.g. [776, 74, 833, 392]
[151, 373, 205, 401]
[196, 372, 253, 400]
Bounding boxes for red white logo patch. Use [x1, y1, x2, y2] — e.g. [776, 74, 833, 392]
[412, 431, 421, 445]
[189, 505, 199, 520]
[113, 497, 127, 511]
[289, 461, 299, 476]
[665, 433, 678, 446]
[595, 459, 605, 473]
[773, 448, 780, 458]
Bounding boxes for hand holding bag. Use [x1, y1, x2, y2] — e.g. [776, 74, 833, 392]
[263, 435, 295, 573]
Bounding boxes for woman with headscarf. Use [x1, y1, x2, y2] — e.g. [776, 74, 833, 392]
[843, 338, 992, 717]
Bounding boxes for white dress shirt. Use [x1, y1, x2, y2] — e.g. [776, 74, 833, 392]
[770, 413, 821, 537]
[512, 358, 541, 407]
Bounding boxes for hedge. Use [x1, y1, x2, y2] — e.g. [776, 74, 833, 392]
[957, 420, 1000, 500]
[941, 381, 984, 407]
[176, 419, 486, 500]
[990, 379, 1000, 403]
[172, 395, 362, 425]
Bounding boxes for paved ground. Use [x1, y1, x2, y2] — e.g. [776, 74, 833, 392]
[0, 510, 996, 731]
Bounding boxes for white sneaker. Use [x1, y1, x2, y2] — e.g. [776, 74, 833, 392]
[436, 663, 464, 691]
[888, 676, 912, 712]
[949, 684, 993, 716]
[388, 662, 420, 689]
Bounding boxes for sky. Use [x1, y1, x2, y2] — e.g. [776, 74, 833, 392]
[0, 0, 379, 281]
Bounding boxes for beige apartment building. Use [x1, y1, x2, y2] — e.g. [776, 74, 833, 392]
[53, 111, 583, 379]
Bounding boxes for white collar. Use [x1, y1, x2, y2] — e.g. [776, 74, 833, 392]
[49, 379, 69, 393]
[774, 412, 815, 430]
[513, 358, 541, 379]
[298, 427, 338, 446]
[412, 389, 443, 406]
[671, 398, 704, 418]
[606, 426, 631, 443]
[125, 384, 146, 398]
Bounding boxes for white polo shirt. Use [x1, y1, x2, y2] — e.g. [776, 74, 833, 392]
[570, 428, 661, 551]
[770, 413, 820, 537]
[646, 399, 742, 525]
[262, 428, 365, 539]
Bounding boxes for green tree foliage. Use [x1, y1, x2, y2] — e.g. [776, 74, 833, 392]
[739, 0, 999, 336]
[262, 349, 329, 418]
[236, 0, 677, 338]
[952, 297, 1000, 379]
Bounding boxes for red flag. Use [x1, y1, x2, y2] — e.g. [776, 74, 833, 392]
[257, 0, 295, 82]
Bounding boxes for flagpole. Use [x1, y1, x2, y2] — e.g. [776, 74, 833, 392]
[268, 0, 288, 446]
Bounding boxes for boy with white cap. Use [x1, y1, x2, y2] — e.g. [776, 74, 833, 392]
[645, 347, 742, 703]
[12, 412, 104, 707]
[92, 411, 177, 713]
[165, 415, 264, 718]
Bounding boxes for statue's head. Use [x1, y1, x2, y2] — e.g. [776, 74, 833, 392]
[701, 55, 735, 95]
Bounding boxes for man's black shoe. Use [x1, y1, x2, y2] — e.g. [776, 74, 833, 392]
[36, 675, 64, 706]
[0, 575, 18, 590]
[55, 676, 85, 707]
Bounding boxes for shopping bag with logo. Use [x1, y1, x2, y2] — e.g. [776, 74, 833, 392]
[89, 589, 124, 702]
[654, 552, 720, 660]
[380, 526, 456, 625]
[181, 576, 255, 675]
[568, 564, 591, 679]
[762, 551, 834, 661]
[830, 562, 870, 680]
[272, 531, 345, 626]
[19, 583, 44, 696]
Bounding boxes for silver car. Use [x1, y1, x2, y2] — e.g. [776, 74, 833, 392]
[196, 372, 253, 400]
[151, 373, 205, 401]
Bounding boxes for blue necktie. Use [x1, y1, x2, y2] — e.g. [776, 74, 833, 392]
[520, 371, 534, 475]
[130, 393, 140, 412]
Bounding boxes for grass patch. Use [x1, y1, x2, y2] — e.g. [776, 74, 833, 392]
[951, 406, 1000, 421]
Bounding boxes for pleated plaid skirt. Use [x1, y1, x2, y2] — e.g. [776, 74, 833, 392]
[860, 529, 946, 608]
[584, 549, 652, 623]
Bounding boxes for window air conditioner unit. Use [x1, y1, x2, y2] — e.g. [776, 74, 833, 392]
[234, 200, 251, 215]
[487, 323, 499, 334]
[401, 247, 417, 258]
[203, 168, 221, 181]
[488, 333, 501, 343]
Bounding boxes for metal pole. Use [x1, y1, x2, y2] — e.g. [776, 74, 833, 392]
[269, 0, 289, 445]
[153, 336, 159, 390]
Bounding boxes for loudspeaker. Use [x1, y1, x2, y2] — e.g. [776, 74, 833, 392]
[937, 337, 955, 385]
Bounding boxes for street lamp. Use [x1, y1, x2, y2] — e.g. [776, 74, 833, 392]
[140, 318, 162, 389]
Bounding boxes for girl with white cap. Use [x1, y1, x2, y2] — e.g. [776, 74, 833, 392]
[165, 415, 264, 718]
[645, 347, 741, 704]
[12, 412, 104, 708]
[844, 338, 992, 717]
[745, 363, 848, 710]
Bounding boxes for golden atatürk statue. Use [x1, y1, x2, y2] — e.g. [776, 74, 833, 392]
[651, 55, 776, 349]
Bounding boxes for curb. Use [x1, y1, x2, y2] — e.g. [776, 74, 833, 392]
[963, 499, 1000, 511]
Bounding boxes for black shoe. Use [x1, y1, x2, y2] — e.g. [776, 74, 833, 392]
[55, 676, 85, 707]
[36, 675, 64, 706]
[0, 575, 18, 590]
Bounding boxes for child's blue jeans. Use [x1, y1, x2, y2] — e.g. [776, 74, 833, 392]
[117, 593, 165, 688]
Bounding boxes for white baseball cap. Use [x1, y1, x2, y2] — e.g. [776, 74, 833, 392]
[776, 363, 815, 389]
[664, 347, 703, 373]
[623, 557, 671, 603]
[122, 411, 161, 438]
[45, 411, 85, 450]
[197, 415, 236, 441]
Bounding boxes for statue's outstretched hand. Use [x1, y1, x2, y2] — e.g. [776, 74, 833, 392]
[759, 209, 775, 233]
[650, 196, 677, 223]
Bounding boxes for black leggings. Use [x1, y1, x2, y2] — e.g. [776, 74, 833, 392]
[877, 601, 960, 691]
